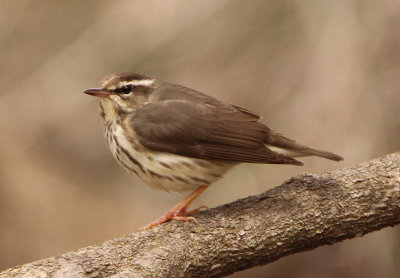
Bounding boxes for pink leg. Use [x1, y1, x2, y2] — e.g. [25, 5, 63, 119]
[139, 185, 209, 231]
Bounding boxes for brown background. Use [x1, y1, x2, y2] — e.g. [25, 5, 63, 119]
[1, 1, 399, 277]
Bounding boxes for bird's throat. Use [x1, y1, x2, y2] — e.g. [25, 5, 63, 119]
[100, 99, 117, 121]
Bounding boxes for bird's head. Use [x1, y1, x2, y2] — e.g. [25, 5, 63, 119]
[84, 72, 155, 119]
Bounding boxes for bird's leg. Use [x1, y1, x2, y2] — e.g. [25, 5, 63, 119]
[139, 185, 209, 231]
[179, 205, 208, 216]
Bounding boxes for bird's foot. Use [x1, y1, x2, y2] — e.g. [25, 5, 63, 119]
[138, 208, 199, 231]
[180, 205, 208, 216]
[139, 185, 209, 231]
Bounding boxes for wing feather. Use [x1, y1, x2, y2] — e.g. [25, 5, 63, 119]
[130, 100, 302, 165]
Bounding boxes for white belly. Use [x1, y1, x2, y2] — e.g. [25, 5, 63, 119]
[104, 122, 234, 192]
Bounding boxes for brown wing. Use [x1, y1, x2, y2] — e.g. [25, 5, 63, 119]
[230, 104, 261, 119]
[130, 100, 302, 165]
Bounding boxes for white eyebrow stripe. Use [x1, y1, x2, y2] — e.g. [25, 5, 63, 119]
[122, 79, 155, 87]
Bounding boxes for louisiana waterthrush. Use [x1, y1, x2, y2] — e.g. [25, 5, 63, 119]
[84, 72, 343, 230]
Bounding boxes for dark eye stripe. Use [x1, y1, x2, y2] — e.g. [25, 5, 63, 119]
[116, 85, 133, 94]
[114, 84, 151, 95]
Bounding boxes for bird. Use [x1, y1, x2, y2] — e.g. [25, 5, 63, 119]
[84, 72, 343, 230]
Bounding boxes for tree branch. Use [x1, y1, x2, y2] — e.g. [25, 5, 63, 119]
[2, 152, 400, 278]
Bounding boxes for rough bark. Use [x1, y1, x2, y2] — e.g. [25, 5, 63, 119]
[1, 152, 400, 278]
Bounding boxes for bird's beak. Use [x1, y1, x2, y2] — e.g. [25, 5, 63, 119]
[84, 88, 111, 98]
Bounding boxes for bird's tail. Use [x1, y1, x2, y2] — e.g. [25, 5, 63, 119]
[265, 130, 343, 161]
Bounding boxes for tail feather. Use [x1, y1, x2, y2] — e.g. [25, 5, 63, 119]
[300, 147, 343, 161]
[265, 130, 343, 161]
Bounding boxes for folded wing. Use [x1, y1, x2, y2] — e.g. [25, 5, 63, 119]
[130, 100, 302, 165]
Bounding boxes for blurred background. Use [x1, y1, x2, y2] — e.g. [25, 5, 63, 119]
[0, 0, 399, 277]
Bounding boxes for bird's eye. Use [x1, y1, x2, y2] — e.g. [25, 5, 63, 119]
[119, 85, 132, 94]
